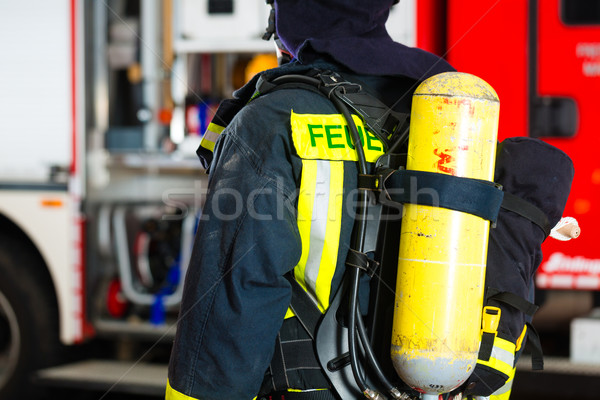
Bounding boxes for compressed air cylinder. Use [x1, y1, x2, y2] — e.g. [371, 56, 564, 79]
[390, 72, 500, 399]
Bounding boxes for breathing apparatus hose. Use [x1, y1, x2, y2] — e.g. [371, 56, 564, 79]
[357, 310, 398, 393]
[329, 89, 371, 395]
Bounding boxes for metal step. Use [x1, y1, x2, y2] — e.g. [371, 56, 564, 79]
[517, 355, 600, 375]
[93, 318, 177, 342]
[35, 359, 168, 396]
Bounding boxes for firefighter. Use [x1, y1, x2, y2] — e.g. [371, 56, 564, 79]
[166, 1, 456, 399]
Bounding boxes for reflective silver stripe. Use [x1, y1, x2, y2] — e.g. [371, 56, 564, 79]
[203, 129, 220, 143]
[200, 123, 225, 151]
[491, 344, 515, 368]
[303, 160, 330, 302]
[491, 375, 514, 397]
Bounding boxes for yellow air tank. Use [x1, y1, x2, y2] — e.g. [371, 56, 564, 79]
[390, 72, 500, 399]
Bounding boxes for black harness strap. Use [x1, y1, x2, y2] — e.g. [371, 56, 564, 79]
[334, 84, 410, 147]
[485, 288, 544, 370]
[357, 174, 381, 192]
[486, 288, 539, 317]
[478, 331, 496, 362]
[284, 273, 322, 340]
[500, 191, 551, 237]
[383, 169, 504, 223]
[525, 322, 544, 371]
[345, 248, 379, 278]
[367, 166, 549, 236]
[267, 275, 330, 394]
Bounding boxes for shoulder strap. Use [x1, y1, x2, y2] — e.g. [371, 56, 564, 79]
[486, 288, 539, 317]
[500, 192, 551, 237]
[284, 273, 322, 340]
[256, 70, 410, 151]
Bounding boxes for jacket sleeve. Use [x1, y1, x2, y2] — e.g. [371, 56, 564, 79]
[167, 128, 302, 400]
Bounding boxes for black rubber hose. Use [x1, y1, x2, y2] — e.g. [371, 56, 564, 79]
[272, 74, 321, 87]
[348, 267, 367, 393]
[356, 308, 397, 393]
[329, 89, 371, 394]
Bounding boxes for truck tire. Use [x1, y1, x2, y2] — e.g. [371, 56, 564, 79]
[0, 234, 62, 399]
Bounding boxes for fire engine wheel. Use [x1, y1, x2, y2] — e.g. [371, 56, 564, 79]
[0, 234, 61, 399]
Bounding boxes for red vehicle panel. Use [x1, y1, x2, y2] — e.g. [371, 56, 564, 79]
[419, 0, 600, 290]
[536, 0, 600, 290]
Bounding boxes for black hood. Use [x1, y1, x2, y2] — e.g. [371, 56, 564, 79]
[273, 0, 454, 79]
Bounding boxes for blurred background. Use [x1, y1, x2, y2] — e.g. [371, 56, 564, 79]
[0, 0, 599, 399]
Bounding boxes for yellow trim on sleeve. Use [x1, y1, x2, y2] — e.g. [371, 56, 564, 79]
[200, 122, 226, 151]
[166, 379, 200, 400]
[206, 122, 225, 136]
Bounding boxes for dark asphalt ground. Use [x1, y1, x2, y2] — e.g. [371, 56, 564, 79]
[36, 377, 598, 400]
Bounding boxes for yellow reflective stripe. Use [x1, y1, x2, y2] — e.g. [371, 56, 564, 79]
[166, 379, 199, 400]
[494, 335, 516, 354]
[314, 161, 344, 310]
[201, 139, 216, 152]
[288, 159, 344, 314]
[479, 336, 516, 377]
[200, 122, 225, 151]
[285, 159, 318, 320]
[290, 111, 384, 162]
[205, 122, 225, 137]
[294, 159, 318, 294]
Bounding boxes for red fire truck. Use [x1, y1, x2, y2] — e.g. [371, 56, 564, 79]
[420, 0, 599, 293]
[418, 0, 600, 394]
[0, 0, 598, 398]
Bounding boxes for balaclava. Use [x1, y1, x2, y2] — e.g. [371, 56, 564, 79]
[273, 0, 454, 79]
